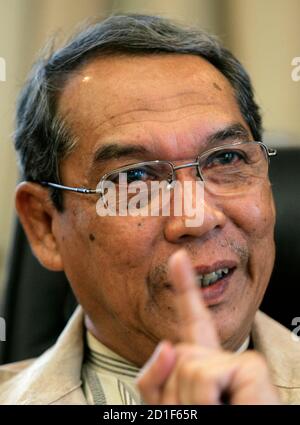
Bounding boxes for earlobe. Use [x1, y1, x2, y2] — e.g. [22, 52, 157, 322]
[15, 181, 64, 271]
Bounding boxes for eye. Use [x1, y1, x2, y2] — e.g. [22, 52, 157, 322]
[126, 168, 150, 183]
[205, 149, 246, 168]
[108, 165, 160, 185]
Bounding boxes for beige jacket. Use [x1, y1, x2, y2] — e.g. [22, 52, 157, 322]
[0, 307, 299, 404]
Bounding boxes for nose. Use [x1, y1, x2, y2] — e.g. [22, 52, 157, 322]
[163, 188, 226, 243]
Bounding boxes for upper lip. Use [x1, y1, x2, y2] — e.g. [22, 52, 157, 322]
[194, 260, 238, 275]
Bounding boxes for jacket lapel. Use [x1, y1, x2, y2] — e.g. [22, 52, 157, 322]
[0, 306, 87, 405]
[252, 311, 300, 404]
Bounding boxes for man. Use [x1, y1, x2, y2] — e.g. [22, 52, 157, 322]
[0, 14, 299, 404]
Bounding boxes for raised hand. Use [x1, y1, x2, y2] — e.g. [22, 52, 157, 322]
[136, 250, 280, 405]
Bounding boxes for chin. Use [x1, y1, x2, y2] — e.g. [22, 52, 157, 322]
[210, 306, 251, 351]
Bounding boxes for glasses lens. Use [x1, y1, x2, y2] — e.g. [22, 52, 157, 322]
[101, 162, 173, 213]
[200, 142, 268, 195]
[107, 162, 173, 185]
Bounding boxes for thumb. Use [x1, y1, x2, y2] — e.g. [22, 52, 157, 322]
[136, 341, 176, 404]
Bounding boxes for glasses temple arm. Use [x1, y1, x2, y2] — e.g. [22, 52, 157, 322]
[40, 181, 97, 194]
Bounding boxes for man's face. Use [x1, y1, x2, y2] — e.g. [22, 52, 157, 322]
[54, 54, 275, 365]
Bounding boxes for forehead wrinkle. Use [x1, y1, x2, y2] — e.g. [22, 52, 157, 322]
[93, 101, 218, 134]
[102, 107, 218, 132]
[92, 88, 228, 132]
[103, 90, 209, 111]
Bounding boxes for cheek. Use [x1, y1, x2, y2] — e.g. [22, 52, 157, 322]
[88, 216, 164, 280]
[244, 188, 275, 244]
[102, 217, 153, 248]
[225, 184, 275, 240]
[86, 216, 164, 316]
[224, 183, 276, 284]
[56, 209, 163, 312]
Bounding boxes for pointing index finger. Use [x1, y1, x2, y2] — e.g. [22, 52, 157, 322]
[168, 249, 220, 348]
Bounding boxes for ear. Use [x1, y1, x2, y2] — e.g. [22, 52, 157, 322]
[15, 182, 64, 271]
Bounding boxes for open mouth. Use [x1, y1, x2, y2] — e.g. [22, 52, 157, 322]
[196, 267, 235, 289]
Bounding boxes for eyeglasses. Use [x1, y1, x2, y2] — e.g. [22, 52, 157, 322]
[40, 141, 277, 201]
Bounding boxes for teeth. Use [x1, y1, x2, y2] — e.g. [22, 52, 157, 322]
[197, 268, 229, 288]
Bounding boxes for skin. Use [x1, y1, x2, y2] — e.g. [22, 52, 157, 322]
[16, 54, 277, 403]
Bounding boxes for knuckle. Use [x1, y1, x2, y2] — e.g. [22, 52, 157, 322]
[177, 360, 210, 384]
[175, 343, 214, 361]
[177, 362, 195, 381]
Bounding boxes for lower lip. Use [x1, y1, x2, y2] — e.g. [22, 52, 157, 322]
[200, 268, 235, 305]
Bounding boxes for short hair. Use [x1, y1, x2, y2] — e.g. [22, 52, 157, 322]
[14, 13, 262, 210]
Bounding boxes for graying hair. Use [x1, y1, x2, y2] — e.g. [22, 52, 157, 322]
[14, 13, 262, 210]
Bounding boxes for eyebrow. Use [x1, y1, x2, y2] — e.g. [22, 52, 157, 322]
[92, 144, 148, 165]
[91, 123, 250, 166]
[207, 123, 250, 145]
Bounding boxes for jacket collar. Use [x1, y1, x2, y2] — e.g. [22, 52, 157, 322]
[0, 306, 86, 405]
[252, 310, 300, 388]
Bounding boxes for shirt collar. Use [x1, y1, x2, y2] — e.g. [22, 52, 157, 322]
[85, 331, 140, 379]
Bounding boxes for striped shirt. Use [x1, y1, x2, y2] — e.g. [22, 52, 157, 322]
[82, 331, 142, 405]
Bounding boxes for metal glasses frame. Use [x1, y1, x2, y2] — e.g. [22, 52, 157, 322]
[40, 141, 277, 195]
